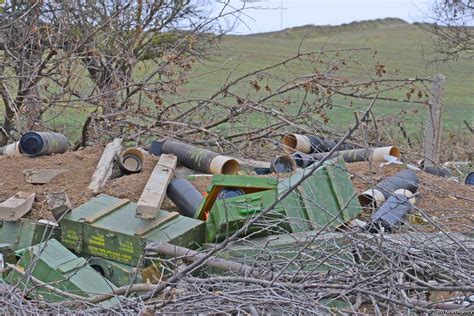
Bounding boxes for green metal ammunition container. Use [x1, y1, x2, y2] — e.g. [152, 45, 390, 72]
[60, 195, 205, 265]
[197, 158, 362, 242]
[7, 239, 117, 305]
[0, 219, 60, 250]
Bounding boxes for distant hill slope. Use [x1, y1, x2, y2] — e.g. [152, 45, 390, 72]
[245, 18, 409, 38]
[186, 18, 474, 130]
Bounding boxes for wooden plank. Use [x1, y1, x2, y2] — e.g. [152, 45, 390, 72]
[0, 192, 36, 221]
[134, 211, 179, 236]
[88, 138, 122, 194]
[136, 154, 177, 219]
[83, 199, 130, 224]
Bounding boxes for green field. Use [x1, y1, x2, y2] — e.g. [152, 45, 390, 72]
[185, 19, 473, 132]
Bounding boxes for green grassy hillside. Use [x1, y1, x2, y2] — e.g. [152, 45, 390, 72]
[185, 19, 473, 131]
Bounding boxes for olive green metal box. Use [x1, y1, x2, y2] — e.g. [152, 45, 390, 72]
[0, 219, 61, 251]
[7, 239, 117, 305]
[196, 158, 362, 242]
[60, 194, 205, 265]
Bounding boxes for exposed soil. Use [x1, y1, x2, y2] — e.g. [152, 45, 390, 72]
[0, 147, 472, 233]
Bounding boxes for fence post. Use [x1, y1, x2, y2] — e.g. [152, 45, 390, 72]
[423, 74, 445, 168]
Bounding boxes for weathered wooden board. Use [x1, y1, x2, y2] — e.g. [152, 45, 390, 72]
[136, 154, 177, 219]
[88, 138, 122, 194]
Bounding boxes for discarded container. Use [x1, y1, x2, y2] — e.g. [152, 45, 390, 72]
[365, 189, 416, 233]
[466, 172, 474, 185]
[0, 219, 61, 251]
[60, 194, 205, 265]
[282, 133, 356, 154]
[270, 154, 297, 173]
[6, 239, 117, 305]
[161, 140, 240, 175]
[0, 141, 21, 156]
[310, 146, 401, 163]
[117, 147, 145, 174]
[358, 169, 419, 208]
[19, 132, 68, 156]
[196, 157, 362, 242]
[167, 177, 204, 218]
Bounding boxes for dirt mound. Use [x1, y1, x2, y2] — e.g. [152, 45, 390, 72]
[0, 148, 472, 232]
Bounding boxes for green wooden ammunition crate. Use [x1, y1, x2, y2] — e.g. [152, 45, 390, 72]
[197, 158, 362, 242]
[7, 239, 117, 306]
[0, 219, 60, 250]
[60, 194, 205, 265]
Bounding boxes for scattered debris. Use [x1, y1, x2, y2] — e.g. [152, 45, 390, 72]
[0, 137, 472, 312]
[0, 192, 35, 221]
[23, 168, 67, 184]
[45, 190, 72, 221]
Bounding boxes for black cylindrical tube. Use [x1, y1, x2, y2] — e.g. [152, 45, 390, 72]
[359, 170, 419, 208]
[167, 178, 204, 218]
[161, 140, 240, 175]
[19, 132, 68, 156]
